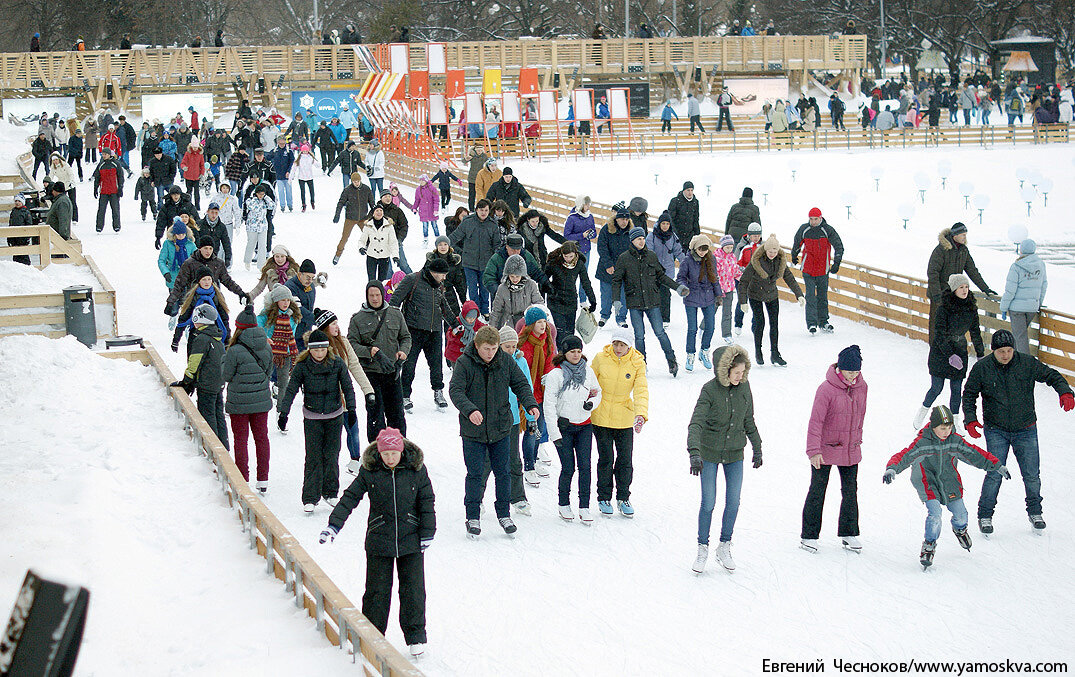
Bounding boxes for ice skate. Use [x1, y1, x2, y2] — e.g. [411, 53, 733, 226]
[303, 503, 315, 514]
[558, 505, 575, 521]
[821, 323, 834, 333]
[323, 496, 339, 507]
[255, 481, 268, 495]
[800, 538, 819, 553]
[409, 644, 425, 659]
[466, 519, 481, 538]
[578, 508, 593, 525]
[524, 470, 542, 487]
[498, 516, 518, 534]
[403, 397, 413, 412]
[698, 350, 712, 369]
[755, 348, 765, 366]
[692, 544, 709, 573]
[912, 405, 930, 429]
[953, 526, 972, 550]
[978, 517, 993, 534]
[1029, 514, 1046, 531]
[808, 325, 818, 336]
[685, 354, 695, 372]
[433, 389, 448, 409]
[715, 542, 736, 572]
[617, 500, 635, 517]
[770, 351, 787, 367]
[920, 540, 936, 570]
[841, 536, 862, 553]
[346, 459, 362, 476]
[598, 500, 614, 516]
[512, 500, 531, 516]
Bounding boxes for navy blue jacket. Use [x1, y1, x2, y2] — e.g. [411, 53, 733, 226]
[285, 276, 317, 338]
[268, 147, 294, 178]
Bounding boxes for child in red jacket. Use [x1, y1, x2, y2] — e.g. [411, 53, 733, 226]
[445, 299, 487, 366]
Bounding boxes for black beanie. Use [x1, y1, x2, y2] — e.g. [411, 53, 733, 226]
[307, 329, 330, 349]
[196, 235, 214, 248]
[195, 265, 213, 282]
[299, 258, 316, 274]
[683, 181, 694, 191]
[427, 258, 450, 274]
[742, 187, 753, 198]
[559, 334, 584, 353]
[990, 330, 1015, 351]
[951, 222, 968, 236]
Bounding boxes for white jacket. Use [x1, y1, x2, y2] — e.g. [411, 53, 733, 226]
[366, 150, 385, 179]
[47, 155, 75, 187]
[294, 153, 315, 181]
[542, 362, 602, 442]
[359, 218, 399, 259]
[211, 190, 243, 226]
[260, 126, 279, 152]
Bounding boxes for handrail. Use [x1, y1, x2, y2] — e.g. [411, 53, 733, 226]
[388, 152, 1075, 380]
[0, 36, 866, 90]
[100, 343, 422, 676]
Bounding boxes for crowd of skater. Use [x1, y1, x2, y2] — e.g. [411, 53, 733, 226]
[17, 108, 1074, 659]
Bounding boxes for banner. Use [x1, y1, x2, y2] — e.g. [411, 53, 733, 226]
[2, 96, 76, 121]
[142, 93, 214, 125]
[719, 77, 790, 115]
[291, 90, 361, 122]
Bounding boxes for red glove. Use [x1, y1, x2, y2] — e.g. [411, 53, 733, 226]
[1061, 393, 1074, 412]
[966, 421, 983, 439]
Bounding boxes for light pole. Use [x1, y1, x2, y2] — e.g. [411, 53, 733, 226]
[625, 0, 629, 37]
[313, 0, 320, 42]
[879, 0, 887, 73]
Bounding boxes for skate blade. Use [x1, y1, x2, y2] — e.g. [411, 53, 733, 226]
[800, 544, 818, 554]
[466, 533, 480, 540]
[841, 544, 862, 554]
[579, 520, 593, 527]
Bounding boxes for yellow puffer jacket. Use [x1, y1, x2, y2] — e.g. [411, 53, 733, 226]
[589, 343, 649, 429]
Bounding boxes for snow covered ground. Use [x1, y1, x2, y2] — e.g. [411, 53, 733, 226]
[0, 335, 357, 676]
[4, 135, 1074, 674]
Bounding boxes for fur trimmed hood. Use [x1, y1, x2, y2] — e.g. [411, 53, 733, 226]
[750, 242, 787, 278]
[361, 438, 425, 471]
[938, 228, 954, 251]
[712, 344, 751, 386]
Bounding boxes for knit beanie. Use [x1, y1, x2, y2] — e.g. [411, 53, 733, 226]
[1019, 239, 1036, 255]
[234, 304, 257, 329]
[435, 235, 450, 247]
[502, 167, 513, 176]
[524, 306, 547, 326]
[656, 211, 672, 229]
[197, 235, 214, 248]
[808, 207, 822, 218]
[689, 234, 711, 251]
[628, 226, 646, 241]
[930, 405, 954, 428]
[948, 273, 971, 291]
[299, 258, 316, 274]
[837, 345, 862, 371]
[306, 329, 330, 349]
[427, 258, 450, 274]
[991, 330, 1015, 351]
[269, 284, 294, 304]
[172, 218, 187, 235]
[195, 265, 213, 282]
[718, 234, 735, 248]
[747, 222, 763, 234]
[559, 334, 584, 353]
[271, 244, 290, 258]
[499, 325, 519, 343]
[312, 308, 337, 331]
[376, 427, 405, 453]
[742, 187, 753, 198]
[950, 222, 968, 236]
[682, 180, 694, 190]
[763, 234, 781, 254]
[615, 208, 630, 220]
[611, 326, 634, 346]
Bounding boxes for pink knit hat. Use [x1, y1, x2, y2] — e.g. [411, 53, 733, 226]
[376, 427, 404, 452]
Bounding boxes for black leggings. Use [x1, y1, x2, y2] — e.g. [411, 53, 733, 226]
[299, 179, 314, 206]
[365, 370, 407, 442]
[749, 298, 780, 353]
[185, 178, 201, 210]
[84, 146, 97, 163]
[67, 152, 83, 179]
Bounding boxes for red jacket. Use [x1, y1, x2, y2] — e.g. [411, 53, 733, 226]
[180, 148, 205, 181]
[98, 131, 121, 154]
[736, 238, 759, 268]
[445, 300, 487, 363]
[190, 111, 200, 131]
[791, 219, 845, 277]
[93, 157, 124, 196]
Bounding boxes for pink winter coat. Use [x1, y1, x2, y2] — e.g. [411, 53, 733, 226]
[411, 180, 440, 222]
[806, 364, 867, 466]
[714, 249, 741, 293]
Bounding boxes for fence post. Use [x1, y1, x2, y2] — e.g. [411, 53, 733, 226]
[265, 531, 274, 574]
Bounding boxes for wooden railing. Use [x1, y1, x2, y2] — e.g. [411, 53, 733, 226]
[0, 36, 866, 90]
[389, 152, 1075, 380]
[100, 343, 422, 677]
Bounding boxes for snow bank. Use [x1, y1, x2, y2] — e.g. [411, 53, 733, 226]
[0, 259, 101, 296]
[0, 334, 354, 676]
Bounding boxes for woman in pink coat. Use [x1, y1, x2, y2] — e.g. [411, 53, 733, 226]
[179, 138, 206, 210]
[801, 345, 867, 554]
[407, 174, 441, 243]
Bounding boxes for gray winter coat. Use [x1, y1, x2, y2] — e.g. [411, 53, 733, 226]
[725, 196, 761, 242]
[347, 303, 412, 374]
[221, 326, 273, 414]
[449, 212, 501, 271]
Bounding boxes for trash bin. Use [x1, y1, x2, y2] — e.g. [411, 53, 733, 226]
[62, 285, 96, 347]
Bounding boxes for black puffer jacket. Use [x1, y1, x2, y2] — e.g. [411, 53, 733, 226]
[667, 191, 700, 245]
[221, 325, 273, 414]
[963, 351, 1073, 432]
[148, 154, 177, 186]
[426, 249, 466, 318]
[611, 245, 679, 310]
[155, 195, 198, 240]
[544, 249, 596, 317]
[278, 352, 357, 416]
[378, 200, 410, 242]
[389, 268, 457, 333]
[725, 196, 761, 242]
[928, 290, 984, 379]
[485, 176, 532, 216]
[449, 342, 538, 443]
[328, 439, 436, 557]
[927, 228, 992, 299]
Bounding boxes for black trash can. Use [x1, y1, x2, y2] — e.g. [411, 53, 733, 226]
[62, 285, 96, 347]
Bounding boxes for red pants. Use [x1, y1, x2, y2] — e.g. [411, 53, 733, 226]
[230, 411, 271, 482]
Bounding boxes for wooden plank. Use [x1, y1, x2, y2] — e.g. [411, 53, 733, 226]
[0, 293, 64, 309]
[0, 312, 65, 327]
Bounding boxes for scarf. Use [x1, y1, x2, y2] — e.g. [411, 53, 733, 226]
[654, 225, 674, 242]
[274, 262, 290, 285]
[459, 311, 478, 346]
[269, 310, 298, 366]
[558, 357, 588, 395]
[174, 239, 190, 269]
[526, 330, 548, 393]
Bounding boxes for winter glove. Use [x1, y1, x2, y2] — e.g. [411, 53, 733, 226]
[883, 468, 896, 484]
[393, 257, 400, 264]
[333, 215, 340, 224]
[995, 465, 1012, 480]
[359, 247, 367, 255]
[164, 300, 176, 316]
[797, 297, 807, 308]
[526, 418, 539, 437]
[365, 392, 378, 407]
[319, 526, 338, 544]
[587, 302, 597, 314]
[170, 340, 180, 353]
[420, 538, 433, 552]
[346, 410, 358, 429]
[985, 288, 998, 297]
[633, 415, 645, 433]
[966, 421, 983, 438]
[829, 263, 840, 275]
[751, 449, 763, 469]
[582, 400, 594, 411]
[239, 293, 250, 305]
[791, 255, 799, 266]
[169, 379, 195, 395]
[948, 354, 964, 370]
[1060, 393, 1074, 412]
[278, 413, 288, 432]
[154, 237, 162, 250]
[611, 300, 622, 316]
[689, 454, 703, 476]
[676, 284, 690, 298]
[1001, 312, 1008, 321]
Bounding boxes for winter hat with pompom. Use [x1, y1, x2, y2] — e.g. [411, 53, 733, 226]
[763, 234, 781, 254]
[524, 306, 547, 326]
[171, 217, 187, 235]
[948, 273, 971, 291]
[1019, 239, 1036, 255]
[235, 305, 258, 329]
[719, 234, 735, 248]
[837, 345, 862, 371]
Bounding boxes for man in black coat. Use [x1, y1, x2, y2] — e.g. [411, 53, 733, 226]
[449, 326, 539, 535]
[155, 185, 197, 248]
[927, 223, 995, 340]
[667, 181, 700, 246]
[484, 167, 532, 217]
[117, 115, 138, 168]
[165, 237, 248, 315]
[724, 186, 761, 242]
[199, 202, 232, 268]
[611, 226, 689, 375]
[31, 132, 53, 179]
[148, 147, 178, 209]
[389, 259, 458, 411]
[964, 329, 1073, 534]
[377, 190, 412, 273]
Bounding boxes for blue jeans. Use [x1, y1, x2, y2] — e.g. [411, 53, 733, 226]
[555, 421, 593, 507]
[464, 267, 489, 315]
[370, 177, 384, 198]
[155, 183, 169, 209]
[275, 179, 293, 209]
[599, 280, 627, 323]
[397, 242, 412, 274]
[521, 411, 547, 471]
[922, 376, 963, 414]
[629, 307, 675, 361]
[421, 220, 440, 238]
[734, 285, 745, 328]
[978, 425, 1041, 518]
[698, 460, 743, 544]
[685, 304, 716, 354]
[346, 420, 363, 460]
[462, 436, 511, 520]
[925, 498, 967, 542]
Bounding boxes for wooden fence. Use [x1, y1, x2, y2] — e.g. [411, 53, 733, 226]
[389, 153, 1075, 380]
[100, 343, 422, 677]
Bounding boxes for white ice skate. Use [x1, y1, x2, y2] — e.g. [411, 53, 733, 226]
[715, 542, 736, 572]
[841, 536, 862, 553]
[692, 544, 709, 573]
